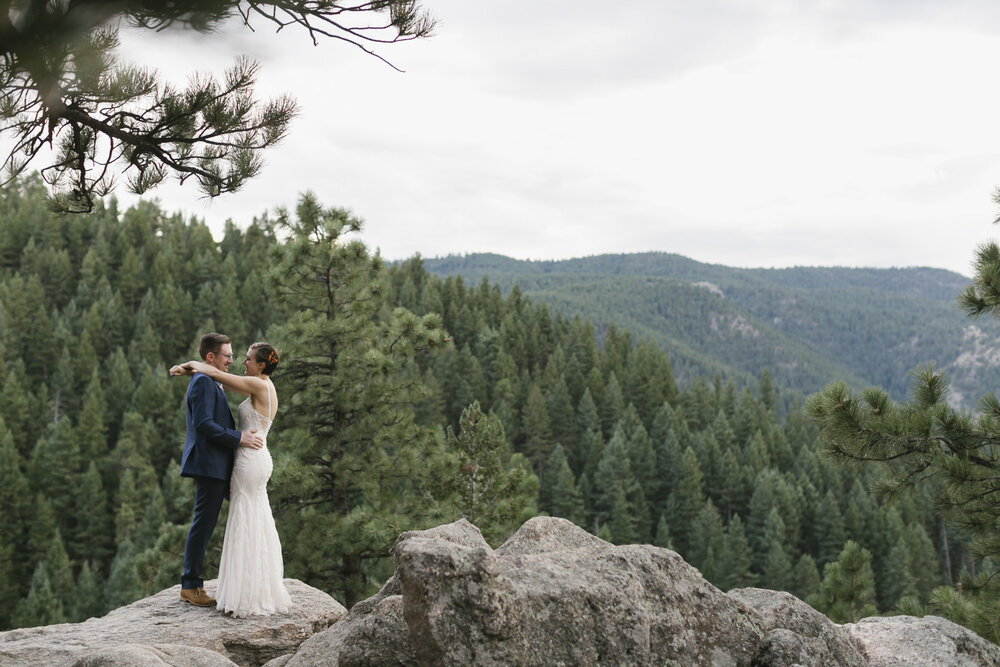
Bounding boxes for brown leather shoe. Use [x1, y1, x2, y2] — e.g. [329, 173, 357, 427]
[180, 587, 216, 607]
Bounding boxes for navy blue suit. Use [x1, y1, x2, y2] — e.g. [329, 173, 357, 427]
[181, 372, 242, 590]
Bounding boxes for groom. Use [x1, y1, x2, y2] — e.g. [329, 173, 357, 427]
[179, 333, 263, 606]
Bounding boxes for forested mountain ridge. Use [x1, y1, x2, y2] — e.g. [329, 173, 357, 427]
[422, 253, 1000, 405]
[0, 177, 992, 644]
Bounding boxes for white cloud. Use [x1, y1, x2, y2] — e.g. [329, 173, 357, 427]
[27, 1, 1000, 276]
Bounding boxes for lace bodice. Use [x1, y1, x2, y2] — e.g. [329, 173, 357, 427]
[236, 382, 275, 438]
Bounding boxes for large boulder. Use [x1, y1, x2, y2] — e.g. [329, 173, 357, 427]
[10, 519, 1000, 666]
[389, 516, 763, 665]
[0, 579, 346, 667]
[70, 643, 238, 666]
[843, 614, 1000, 666]
[283, 519, 490, 667]
[727, 588, 867, 666]
[283, 577, 414, 667]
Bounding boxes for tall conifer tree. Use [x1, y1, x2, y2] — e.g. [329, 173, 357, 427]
[267, 194, 452, 606]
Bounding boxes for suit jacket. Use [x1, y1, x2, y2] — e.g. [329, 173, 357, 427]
[180, 372, 242, 480]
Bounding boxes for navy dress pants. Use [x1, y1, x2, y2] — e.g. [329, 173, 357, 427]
[181, 476, 227, 590]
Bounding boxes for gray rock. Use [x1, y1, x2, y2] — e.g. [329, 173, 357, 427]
[0, 579, 345, 667]
[843, 614, 1000, 666]
[284, 576, 416, 667]
[281, 520, 491, 667]
[258, 656, 293, 667]
[70, 643, 238, 667]
[14, 517, 1000, 667]
[494, 515, 608, 557]
[390, 516, 764, 666]
[727, 588, 866, 666]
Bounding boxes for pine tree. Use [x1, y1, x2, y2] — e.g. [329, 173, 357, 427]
[883, 536, 918, 609]
[29, 417, 80, 522]
[758, 367, 776, 413]
[11, 562, 65, 628]
[650, 404, 682, 513]
[761, 537, 793, 593]
[666, 447, 705, 555]
[746, 468, 801, 567]
[604, 482, 637, 544]
[0, 369, 31, 457]
[117, 246, 144, 314]
[521, 383, 554, 476]
[621, 338, 678, 425]
[134, 486, 168, 552]
[807, 352, 1000, 635]
[653, 513, 673, 550]
[134, 524, 190, 597]
[69, 461, 113, 565]
[49, 345, 75, 421]
[905, 523, 943, 602]
[447, 402, 538, 545]
[0, 528, 18, 629]
[546, 377, 577, 457]
[103, 347, 133, 442]
[593, 424, 649, 540]
[105, 539, 143, 610]
[266, 195, 454, 607]
[160, 461, 195, 525]
[76, 368, 108, 461]
[115, 471, 141, 544]
[718, 448, 747, 520]
[813, 490, 847, 567]
[717, 515, 755, 591]
[601, 372, 625, 437]
[2, 1, 433, 212]
[109, 411, 159, 503]
[757, 508, 791, 590]
[0, 420, 30, 594]
[842, 479, 878, 553]
[810, 541, 878, 623]
[44, 529, 74, 614]
[71, 561, 103, 622]
[625, 421, 657, 506]
[576, 386, 601, 440]
[26, 493, 57, 568]
[791, 554, 821, 602]
[542, 444, 586, 526]
[689, 500, 725, 579]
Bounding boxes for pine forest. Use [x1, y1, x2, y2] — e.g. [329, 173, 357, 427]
[0, 175, 989, 641]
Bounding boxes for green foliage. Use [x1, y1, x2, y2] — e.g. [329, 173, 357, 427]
[541, 444, 586, 527]
[70, 561, 103, 622]
[810, 541, 878, 623]
[1, 0, 433, 211]
[0, 180, 972, 639]
[11, 562, 65, 628]
[422, 253, 996, 405]
[266, 194, 453, 606]
[809, 371, 1000, 568]
[447, 402, 538, 545]
[716, 515, 755, 591]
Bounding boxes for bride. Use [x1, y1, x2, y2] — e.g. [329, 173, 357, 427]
[170, 342, 292, 616]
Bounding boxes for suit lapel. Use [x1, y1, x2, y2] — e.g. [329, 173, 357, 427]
[215, 381, 234, 427]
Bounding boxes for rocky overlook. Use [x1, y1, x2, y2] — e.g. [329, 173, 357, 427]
[2, 517, 998, 666]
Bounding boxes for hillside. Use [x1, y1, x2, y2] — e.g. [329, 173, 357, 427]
[421, 252, 1000, 405]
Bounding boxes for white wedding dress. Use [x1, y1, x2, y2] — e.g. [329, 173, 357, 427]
[216, 386, 292, 616]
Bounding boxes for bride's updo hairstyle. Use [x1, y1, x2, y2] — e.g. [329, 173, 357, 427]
[251, 343, 280, 375]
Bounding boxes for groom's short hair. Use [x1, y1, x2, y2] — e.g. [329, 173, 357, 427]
[199, 333, 231, 360]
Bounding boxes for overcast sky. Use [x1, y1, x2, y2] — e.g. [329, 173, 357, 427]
[112, 0, 1000, 277]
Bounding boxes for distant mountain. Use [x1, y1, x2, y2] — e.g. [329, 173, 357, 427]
[421, 252, 1000, 406]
